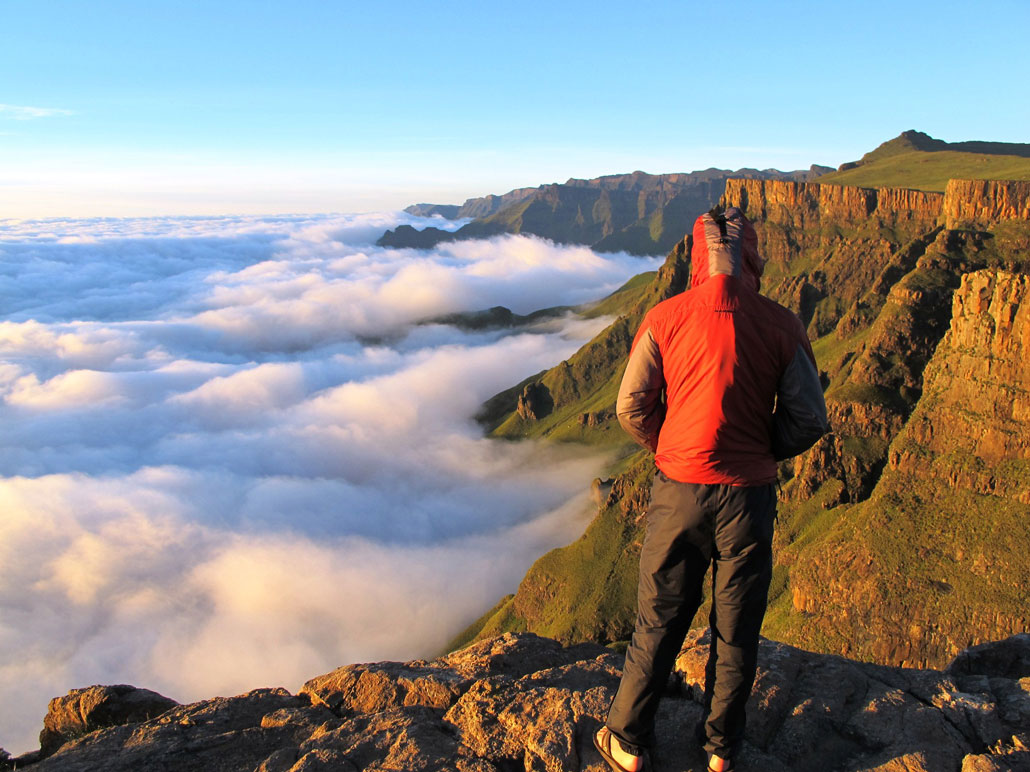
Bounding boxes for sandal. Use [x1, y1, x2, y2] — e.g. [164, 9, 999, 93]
[593, 726, 647, 772]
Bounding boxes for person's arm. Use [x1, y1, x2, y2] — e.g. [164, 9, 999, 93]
[771, 324, 829, 461]
[616, 314, 666, 452]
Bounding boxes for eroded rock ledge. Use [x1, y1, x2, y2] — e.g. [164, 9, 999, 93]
[6, 632, 1029, 772]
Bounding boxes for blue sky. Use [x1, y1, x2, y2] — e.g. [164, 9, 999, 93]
[2, 0, 1028, 217]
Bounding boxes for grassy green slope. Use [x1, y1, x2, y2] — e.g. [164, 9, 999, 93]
[449, 453, 656, 650]
[816, 150, 1030, 192]
[483, 238, 690, 449]
[580, 271, 656, 319]
[773, 454, 1030, 666]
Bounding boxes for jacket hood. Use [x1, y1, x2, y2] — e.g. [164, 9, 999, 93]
[689, 206, 766, 292]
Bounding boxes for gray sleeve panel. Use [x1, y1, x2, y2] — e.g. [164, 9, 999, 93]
[617, 326, 666, 452]
[771, 343, 830, 461]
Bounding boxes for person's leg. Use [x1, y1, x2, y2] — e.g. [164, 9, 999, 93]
[606, 473, 714, 753]
[701, 483, 776, 761]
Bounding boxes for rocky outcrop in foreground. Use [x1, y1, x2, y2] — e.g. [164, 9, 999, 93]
[8, 632, 1030, 771]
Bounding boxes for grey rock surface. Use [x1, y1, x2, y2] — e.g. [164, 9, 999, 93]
[16, 631, 1030, 771]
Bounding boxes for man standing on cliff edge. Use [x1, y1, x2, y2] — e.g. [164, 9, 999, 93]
[593, 206, 828, 772]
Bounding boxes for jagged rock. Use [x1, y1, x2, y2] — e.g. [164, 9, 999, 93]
[590, 477, 614, 507]
[948, 635, 1030, 680]
[20, 633, 1030, 771]
[891, 270, 1030, 502]
[961, 733, 1030, 772]
[604, 465, 652, 522]
[38, 684, 179, 757]
[787, 432, 879, 505]
[516, 382, 553, 421]
[31, 688, 319, 771]
[578, 410, 613, 427]
[294, 706, 478, 771]
[444, 655, 623, 771]
[302, 633, 606, 717]
[675, 630, 1030, 772]
[301, 663, 465, 715]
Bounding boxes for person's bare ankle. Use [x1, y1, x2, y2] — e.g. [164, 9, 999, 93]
[708, 753, 730, 771]
[611, 734, 642, 771]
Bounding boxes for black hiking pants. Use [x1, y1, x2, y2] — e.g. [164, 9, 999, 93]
[605, 471, 776, 759]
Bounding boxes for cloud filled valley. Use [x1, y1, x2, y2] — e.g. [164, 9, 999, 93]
[0, 212, 661, 753]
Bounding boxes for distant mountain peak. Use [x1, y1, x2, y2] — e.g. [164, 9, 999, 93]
[860, 130, 949, 163]
[853, 130, 1030, 169]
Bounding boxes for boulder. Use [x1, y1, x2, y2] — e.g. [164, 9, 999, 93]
[948, 634, 1030, 680]
[301, 632, 607, 715]
[33, 688, 324, 772]
[39, 684, 179, 757]
[516, 382, 553, 421]
[675, 629, 1030, 772]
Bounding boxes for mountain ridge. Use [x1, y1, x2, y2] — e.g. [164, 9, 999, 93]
[457, 163, 1030, 670]
[392, 131, 1030, 255]
[384, 166, 832, 256]
[858, 130, 1030, 163]
[817, 131, 1030, 192]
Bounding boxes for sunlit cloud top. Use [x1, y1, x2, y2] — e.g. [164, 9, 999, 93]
[0, 210, 662, 754]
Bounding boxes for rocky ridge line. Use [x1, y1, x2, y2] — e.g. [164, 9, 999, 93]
[724, 177, 1030, 235]
[8, 632, 1030, 772]
[382, 167, 829, 256]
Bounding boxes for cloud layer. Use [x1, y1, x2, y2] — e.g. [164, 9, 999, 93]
[0, 212, 659, 753]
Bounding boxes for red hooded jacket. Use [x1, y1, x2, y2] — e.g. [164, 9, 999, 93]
[616, 207, 828, 485]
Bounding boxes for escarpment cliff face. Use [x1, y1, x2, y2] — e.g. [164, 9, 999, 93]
[892, 269, 1030, 500]
[722, 178, 944, 335]
[735, 183, 1030, 668]
[724, 178, 944, 237]
[12, 633, 1030, 772]
[943, 179, 1030, 229]
[472, 167, 1030, 674]
[784, 269, 1030, 668]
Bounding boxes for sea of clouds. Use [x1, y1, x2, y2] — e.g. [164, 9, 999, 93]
[0, 211, 661, 753]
